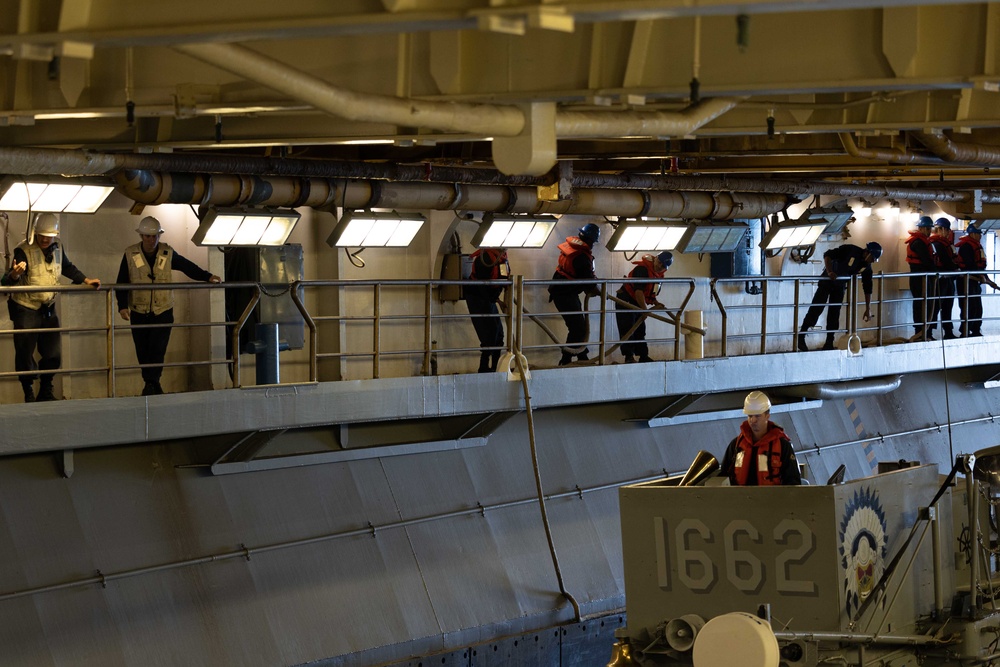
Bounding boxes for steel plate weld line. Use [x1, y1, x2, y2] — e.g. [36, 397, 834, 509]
[0, 472, 668, 603]
[796, 413, 1000, 459]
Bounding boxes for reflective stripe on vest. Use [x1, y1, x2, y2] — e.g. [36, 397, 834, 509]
[126, 242, 174, 315]
[11, 242, 61, 310]
[731, 425, 787, 486]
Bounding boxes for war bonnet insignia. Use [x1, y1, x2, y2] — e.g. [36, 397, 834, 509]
[839, 487, 888, 617]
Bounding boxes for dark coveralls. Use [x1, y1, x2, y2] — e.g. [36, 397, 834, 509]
[548, 237, 597, 364]
[116, 249, 213, 386]
[615, 259, 663, 362]
[929, 232, 957, 338]
[800, 244, 873, 348]
[956, 236, 987, 337]
[464, 249, 507, 373]
[3, 243, 89, 394]
[905, 232, 937, 337]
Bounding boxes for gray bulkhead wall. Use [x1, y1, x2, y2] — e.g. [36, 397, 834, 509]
[0, 369, 994, 666]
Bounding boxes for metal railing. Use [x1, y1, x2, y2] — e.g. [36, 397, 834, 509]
[0, 269, 996, 398]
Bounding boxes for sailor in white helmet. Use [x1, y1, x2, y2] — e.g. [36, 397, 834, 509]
[719, 391, 802, 486]
[2, 213, 102, 402]
[115, 216, 221, 396]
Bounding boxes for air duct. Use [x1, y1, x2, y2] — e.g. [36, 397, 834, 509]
[774, 375, 903, 400]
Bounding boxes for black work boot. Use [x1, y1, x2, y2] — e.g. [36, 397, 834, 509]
[558, 352, 573, 366]
[36, 381, 56, 402]
[796, 330, 809, 352]
[821, 334, 835, 351]
[478, 352, 491, 373]
[21, 383, 34, 403]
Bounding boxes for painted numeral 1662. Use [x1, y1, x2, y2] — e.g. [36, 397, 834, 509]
[653, 517, 818, 595]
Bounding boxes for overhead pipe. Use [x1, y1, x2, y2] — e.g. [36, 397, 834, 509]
[173, 42, 742, 141]
[912, 130, 1000, 166]
[554, 97, 743, 138]
[1, 145, 999, 205]
[173, 42, 527, 137]
[114, 170, 791, 219]
[839, 132, 946, 166]
[773, 375, 903, 400]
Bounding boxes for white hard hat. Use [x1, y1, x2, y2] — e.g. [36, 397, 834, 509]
[34, 212, 59, 237]
[743, 391, 772, 415]
[136, 216, 164, 235]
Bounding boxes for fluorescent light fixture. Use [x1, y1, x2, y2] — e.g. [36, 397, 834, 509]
[809, 202, 856, 235]
[677, 222, 748, 253]
[472, 213, 558, 249]
[607, 220, 688, 252]
[760, 219, 828, 250]
[326, 210, 426, 248]
[192, 207, 300, 247]
[0, 179, 114, 213]
[967, 218, 1000, 231]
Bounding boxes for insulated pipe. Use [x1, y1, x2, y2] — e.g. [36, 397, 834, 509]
[174, 42, 744, 142]
[114, 170, 792, 219]
[839, 132, 947, 166]
[773, 375, 903, 400]
[912, 130, 1000, 166]
[554, 97, 744, 138]
[173, 42, 527, 137]
[1, 145, 999, 205]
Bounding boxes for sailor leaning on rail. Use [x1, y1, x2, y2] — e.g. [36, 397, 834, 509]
[719, 391, 802, 486]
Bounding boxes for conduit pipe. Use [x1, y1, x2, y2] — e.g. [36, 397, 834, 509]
[774, 375, 903, 400]
[570, 170, 981, 203]
[173, 42, 741, 141]
[912, 130, 1000, 167]
[115, 169, 792, 219]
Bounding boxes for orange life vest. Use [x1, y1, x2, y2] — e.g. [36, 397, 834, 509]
[956, 235, 987, 270]
[555, 237, 595, 279]
[928, 233, 956, 269]
[730, 421, 789, 486]
[470, 248, 507, 280]
[622, 256, 665, 302]
[905, 232, 935, 267]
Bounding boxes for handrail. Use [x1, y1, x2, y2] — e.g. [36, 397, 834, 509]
[0, 269, 997, 399]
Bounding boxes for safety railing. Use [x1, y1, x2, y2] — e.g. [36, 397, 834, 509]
[710, 270, 1000, 356]
[0, 269, 996, 400]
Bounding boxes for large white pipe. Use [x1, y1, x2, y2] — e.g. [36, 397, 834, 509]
[173, 42, 527, 137]
[173, 42, 741, 141]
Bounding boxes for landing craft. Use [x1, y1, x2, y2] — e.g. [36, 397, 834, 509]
[609, 448, 1000, 666]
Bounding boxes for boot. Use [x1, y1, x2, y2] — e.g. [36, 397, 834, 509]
[490, 351, 501, 372]
[623, 355, 636, 364]
[36, 380, 56, 402]
[821, 334, 835, 351]
[21, 383, 34, 403]
[558, 352, 573, 366]
[577, 351, 589, 362]
[943, 326, 957, 340]
[796, 331, 809, 352]
[478, 352, 491, 373]
[142, 381, 157, 396]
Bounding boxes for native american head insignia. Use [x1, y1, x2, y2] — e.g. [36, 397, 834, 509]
[839, 487, 888, 617]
